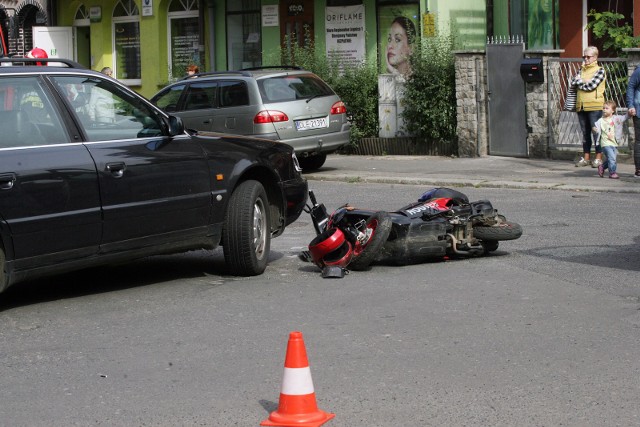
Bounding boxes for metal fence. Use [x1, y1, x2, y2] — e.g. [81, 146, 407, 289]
[547, 58, 630, 150]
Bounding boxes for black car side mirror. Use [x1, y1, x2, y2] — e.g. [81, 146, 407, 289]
[168, 115, 185, 136]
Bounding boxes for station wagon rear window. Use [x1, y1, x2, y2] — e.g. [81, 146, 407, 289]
[258, 75, 334, 103]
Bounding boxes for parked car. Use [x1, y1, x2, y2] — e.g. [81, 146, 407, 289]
[150, 67, 351, 171]
[0, 58, 308, 294]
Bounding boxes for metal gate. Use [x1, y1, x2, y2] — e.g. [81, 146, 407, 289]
[547, 58, 630, 150]
[486, 43, 528, 157]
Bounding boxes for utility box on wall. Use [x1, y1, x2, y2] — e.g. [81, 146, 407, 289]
[520, 58, 544, 83]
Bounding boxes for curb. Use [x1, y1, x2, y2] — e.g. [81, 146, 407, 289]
[303, 173, 640, 194]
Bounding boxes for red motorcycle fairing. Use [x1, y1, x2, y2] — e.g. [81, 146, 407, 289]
[308, 227, 354, 268]
[400, 198, 453, 218]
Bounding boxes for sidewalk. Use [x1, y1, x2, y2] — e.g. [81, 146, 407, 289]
[303, 155, 640, 193]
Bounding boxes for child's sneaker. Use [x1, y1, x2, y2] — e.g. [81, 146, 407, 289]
[598, 164, 604, 177]
[635, 170, 640, 178]
[609, 172, 620, 179]
[575, 157, 590, 167]
[591, 158, 603, 168]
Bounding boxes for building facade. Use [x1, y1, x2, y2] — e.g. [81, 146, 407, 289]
[50, 0, 486, 98]
[3, 0, 639, 98]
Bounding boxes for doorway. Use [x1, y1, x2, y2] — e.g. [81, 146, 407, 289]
[280, 0, 314, 58]
[75, 26, 90, 68]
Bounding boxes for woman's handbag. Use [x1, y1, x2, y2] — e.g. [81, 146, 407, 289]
[564, 84, 577, 112]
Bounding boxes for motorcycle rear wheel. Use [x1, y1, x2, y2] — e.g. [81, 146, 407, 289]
[349, 211, 392, 271]
[473, 221, 523, 241]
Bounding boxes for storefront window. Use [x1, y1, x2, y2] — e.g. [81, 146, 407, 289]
[113, 0, 141, 86]
[226, 0, 261, 70]
[168, 0, 200, 81]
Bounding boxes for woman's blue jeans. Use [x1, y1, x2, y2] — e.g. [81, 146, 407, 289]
[602, 145, 618, 174]
[577, 110, 603, 155]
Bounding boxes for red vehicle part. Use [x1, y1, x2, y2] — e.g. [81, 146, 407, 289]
[0, 25, 6, 57]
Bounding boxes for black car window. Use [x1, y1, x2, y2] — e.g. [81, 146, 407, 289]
[258, 75, 333, 103]
[184, 82, 217, 110]
[0, 76, 68, 148]
[52, 76, 165, 141]
[152, 84, 185, 112]
[219, 81, 249, 107]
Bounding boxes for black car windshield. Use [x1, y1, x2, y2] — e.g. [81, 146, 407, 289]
[258, 75, 333, 103]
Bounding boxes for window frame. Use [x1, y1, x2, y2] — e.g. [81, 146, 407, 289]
[112, 1, 141, 86]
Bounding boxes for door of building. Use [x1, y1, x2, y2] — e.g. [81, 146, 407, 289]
[486, 43, 528, 157]
[280, 0, 314, 53]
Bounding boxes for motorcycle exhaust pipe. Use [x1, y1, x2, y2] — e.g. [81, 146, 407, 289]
[446, 233, 485, 256]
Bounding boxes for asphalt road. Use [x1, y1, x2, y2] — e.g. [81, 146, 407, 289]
[1, 182, 639, 426]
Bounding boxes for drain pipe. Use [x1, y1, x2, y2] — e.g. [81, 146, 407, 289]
[475, 56, 482, 157]
[207, 0, 216, 71]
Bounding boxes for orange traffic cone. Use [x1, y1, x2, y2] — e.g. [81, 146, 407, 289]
[261, 331, 335, 427]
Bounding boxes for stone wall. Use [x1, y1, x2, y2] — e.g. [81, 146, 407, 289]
[454, 51, 488, 157]
[524, 51, 563, 158]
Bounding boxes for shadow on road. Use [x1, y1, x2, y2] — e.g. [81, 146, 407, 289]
[0, 248, 284, 311]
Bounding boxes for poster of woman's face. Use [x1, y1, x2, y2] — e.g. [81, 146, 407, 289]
[527, 0, 559, 49]
[378, 5, 419, 76]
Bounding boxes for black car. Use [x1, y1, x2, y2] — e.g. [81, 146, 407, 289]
[0, 58, 308, 293]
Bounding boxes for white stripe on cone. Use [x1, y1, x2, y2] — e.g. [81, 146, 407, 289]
[280, 366, 315, 395]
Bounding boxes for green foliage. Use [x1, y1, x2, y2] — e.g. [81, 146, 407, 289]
[586, 10, 640, 57]
[323, 64, 379, 145]
[279, 32, 379, 145]
[402, 34, 457, 144]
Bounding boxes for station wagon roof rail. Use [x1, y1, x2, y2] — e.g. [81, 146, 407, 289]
[179, 70, 253, 80]
[240, 66, 303, 71]
[0, 57, 86, 68]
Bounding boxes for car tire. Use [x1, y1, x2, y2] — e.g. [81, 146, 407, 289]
[223, 180, 270, 276]
[299, 154, 327, 171]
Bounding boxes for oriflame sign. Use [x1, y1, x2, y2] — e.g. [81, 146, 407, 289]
[325, 5, 365, 71]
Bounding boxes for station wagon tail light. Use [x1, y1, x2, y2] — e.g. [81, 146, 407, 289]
[330, 101, 347, 115]
[254, 110, 289, 124]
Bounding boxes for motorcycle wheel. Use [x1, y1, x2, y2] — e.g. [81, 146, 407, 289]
[349, 211, 392, 271]
[481, 240, 499, 254]
[473, 221, 523, 241]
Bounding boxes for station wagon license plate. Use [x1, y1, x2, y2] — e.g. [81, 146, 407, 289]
[295, 117, 329, 131]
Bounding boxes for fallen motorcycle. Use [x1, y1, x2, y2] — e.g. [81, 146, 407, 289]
[302, 187, 522, 276]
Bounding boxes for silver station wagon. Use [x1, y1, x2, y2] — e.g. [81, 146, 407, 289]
[151, 67, 351, 171]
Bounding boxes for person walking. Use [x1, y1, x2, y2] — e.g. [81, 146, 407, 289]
[571, 46, 606, 168]
[592, 100, 629, 179]
[625, 65, 640, 178]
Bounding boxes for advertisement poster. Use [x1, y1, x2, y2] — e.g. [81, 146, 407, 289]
[170, 16, 200, 80]
[527, 0, 558, 49]
[378, 4, 419, 76]
[325, 5, 366, 70]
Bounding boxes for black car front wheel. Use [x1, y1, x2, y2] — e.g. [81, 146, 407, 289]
[223, 180, 270, 276]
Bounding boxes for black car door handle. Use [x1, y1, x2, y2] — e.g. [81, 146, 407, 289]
[0, 173, 16, 190]
[106, 163, 126, 178]
[203, 119, 211, 124]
